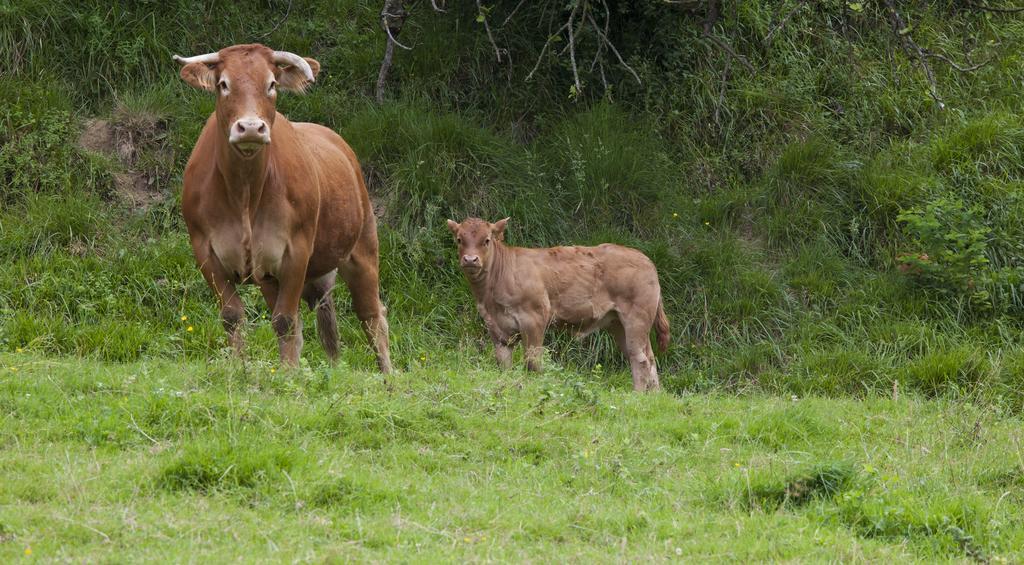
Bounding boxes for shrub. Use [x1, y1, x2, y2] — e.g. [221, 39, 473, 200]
[897, 197, 1023, 315]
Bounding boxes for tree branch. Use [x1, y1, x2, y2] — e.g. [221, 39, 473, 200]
[703, 0, 756, 74]
[923, 49, 993, 73]
[376, 0, 409, 104]
[965, 1, 1024, 13]
[476, 0, 504, 63]
[567, 2, 582, 96]
[764, 0, 807, 45]
[586, 9, 641, 85]
[882, 0, 944, 108]
[525, 22, 570, 81]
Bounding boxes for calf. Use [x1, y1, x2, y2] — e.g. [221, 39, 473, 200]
[446, 217, 669, 391]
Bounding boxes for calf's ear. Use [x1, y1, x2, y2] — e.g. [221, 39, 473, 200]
[492, 217, 510, 239]
[446, 219, 460, 235]
[178, 62, 217, 92]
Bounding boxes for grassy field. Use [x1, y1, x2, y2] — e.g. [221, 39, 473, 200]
[4, 1, 1024, 561]
[2, 352, 1022, 562]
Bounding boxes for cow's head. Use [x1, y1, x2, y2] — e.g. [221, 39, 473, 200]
[173, 44, 320, 159]
[446, 217, 509, 277]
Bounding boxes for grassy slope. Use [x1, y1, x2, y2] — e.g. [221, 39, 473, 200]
[2, 353, 1023, 562]
[3, 3, 1024, 405]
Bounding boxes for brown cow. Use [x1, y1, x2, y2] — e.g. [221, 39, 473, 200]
[446, 217, 669, 391]
[174, 44, 391, 372]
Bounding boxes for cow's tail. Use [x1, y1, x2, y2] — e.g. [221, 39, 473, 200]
[654, 298, 670, 353]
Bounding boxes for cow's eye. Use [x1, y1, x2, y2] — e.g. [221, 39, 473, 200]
[268, 80, 277, 95]
[218, 80, 229, 95]
[484, 237, 491, 245]
[456, 237, 462, 244]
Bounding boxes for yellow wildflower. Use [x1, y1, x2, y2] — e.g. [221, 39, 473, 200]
[25, 547, 32, 556]
[186, 326, 194, 332]
[16, 347, 23, 353]
[181, 315, 188, 321]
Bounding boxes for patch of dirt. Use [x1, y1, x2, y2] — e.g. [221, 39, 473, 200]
[110, 107, 168, 167]
[79, 118, 115, 154]
[77, 110, 172, 210]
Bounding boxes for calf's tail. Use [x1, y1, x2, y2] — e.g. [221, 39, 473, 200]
[654, 298, 670, 353]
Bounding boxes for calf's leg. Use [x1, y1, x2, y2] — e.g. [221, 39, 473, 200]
[494, 342, 513, 369]
[617, 314, 660, 392]
[521, 318, 546, 372]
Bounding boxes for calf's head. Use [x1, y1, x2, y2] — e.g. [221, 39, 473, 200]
[446, 217, 510, 276]
[173, 44, 320, 159]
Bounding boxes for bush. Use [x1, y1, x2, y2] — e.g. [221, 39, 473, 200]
[897, 197, 1023, 315]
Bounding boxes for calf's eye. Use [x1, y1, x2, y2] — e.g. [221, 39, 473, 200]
[457, 237, 462, 244]
[268, 81, 277, 95]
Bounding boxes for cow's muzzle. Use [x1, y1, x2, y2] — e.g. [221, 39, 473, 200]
[229, 118, 270, 158]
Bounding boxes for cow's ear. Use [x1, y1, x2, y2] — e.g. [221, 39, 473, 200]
[446, 219, 460, 236]
[278, 58, 321, 92]
[492, 217, 510, 238]
[179, 62, 217, 92]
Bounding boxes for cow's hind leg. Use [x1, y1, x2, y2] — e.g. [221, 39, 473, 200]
[339, 244, 392, 374]
[303, 271, 340, 363]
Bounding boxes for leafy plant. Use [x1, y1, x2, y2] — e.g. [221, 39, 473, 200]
[897, 197, 1022, 315]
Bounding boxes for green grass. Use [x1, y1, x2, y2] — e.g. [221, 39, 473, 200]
[5, 1, 1024, 559]
[2, 353, 1023, 561]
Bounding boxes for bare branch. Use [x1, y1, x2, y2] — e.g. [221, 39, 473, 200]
[376, 0, 409, 104]
[376, 33, 396, 104]
[764, 0, 807, 45]
[567, 2, 582, 95]
[476, 0, 504, 63]
[923, 50, 993, 73]
[500, 0, 529, 28]
[883, 0, 943, 107]
[430, 0, 447, 12]
[382, 12, 413, 50]
[965, 1, 1024, 13]
[586, 10, 642, 85]
[525, 22, 570, 81]
[258, 0, 293, 39]
[703, 0, 756, 74]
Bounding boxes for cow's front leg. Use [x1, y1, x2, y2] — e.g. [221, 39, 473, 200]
[193, 239, 246, 356]
[264, 252, 310, 368]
